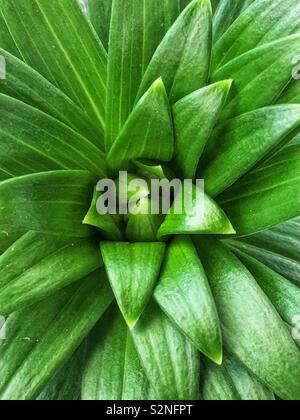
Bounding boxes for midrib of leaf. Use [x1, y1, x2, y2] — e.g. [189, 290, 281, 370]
[105, 0, 180, 151]
[35, 1, 105, 128]
[10, 6, 60, 87]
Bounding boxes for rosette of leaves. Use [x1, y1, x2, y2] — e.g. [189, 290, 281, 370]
[0, 0, 300, 401]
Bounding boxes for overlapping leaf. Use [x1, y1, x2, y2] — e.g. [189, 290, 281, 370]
[212, 0, 255, 43]
[82, 305, 155, 400]
[105, 0, 180, 150]
[155, 236, 222, 363]
[213, 0, 300, 69]
[0, 171, 95, 237]
[0, 0, 107, 136]
[132, 300, 200, 400]
[0, 232, 103, 315]
[226, 217, 300, 285]
[0, 49, 102, 147]
[212, 34, 300, 121]
[202, 352, 274, 401]
[197, 238, 300, 400]
[87, 0, 112, 50]
[0, 270, 113, 400]
[101, 242, 165, 327]
[108, 79, 174, 171]
[158, 183, 235, 238]
[0, 94, 106, 180]
[38, 345, 85, 401]
[173, 80, 231, 179]
[0, 11, 20, 57]
[200, 105, 300, 197]
[232, 249, 300, 327]
[219, 145, 300, 236]
[137, 0, 212, 104]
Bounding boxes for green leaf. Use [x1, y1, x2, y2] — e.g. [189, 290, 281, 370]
[107, 79, 174, 171]
[219, 145, 300, 236]
[0, 11, 20, 57]
[105, 0, 180, 151]
[202, 352, 274, 401]
[37, 345, 85, 401]
[0, 232, 103, 315]
[213, 0, 300, 70]
[82, 304, 155, 400]
[100, 242, 166, 328]
[0, 229, 25, 255]
[137, 0, 212, 104]
[125, 197, 165, 243]
[131, 300, 200, 400]
[173, 80, 232, 179]
[277, 79, 300, 105]
[83, 188, 124, 241]
[200, 105, 300, 198]
[158, 183, 235, 238]
[0, 94, 106, 180]
[0, 170, 96, 237]
[0, 270, 113, 400]
[212, 34, 300, 122]
[230, 248, 300, 326]
[87, 0, 112, 50]
[197, 238, 300, 401]
[0, 49, 102, 148]
[180, 0, 192, 10]
[201, 358, 241, 401]
[213, 0, 255, 43]
[0, 0, 107, 135]
[155, 236, 222, 363]
[226, 217, 300, 286]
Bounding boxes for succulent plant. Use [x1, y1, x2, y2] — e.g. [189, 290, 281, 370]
[0, 0, 300, 400]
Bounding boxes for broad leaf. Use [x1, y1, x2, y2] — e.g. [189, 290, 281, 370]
[100, 242, 166, 328]
[277, 79, 300, 105]
[87, 0, 112, 50]
[202, 358, 241, 401]
[82, 304, 155, 400]
[231, 248, 300, 326]
[0, 270, 113, 400]
[37, 345, 85, 401]
[212, 0, 255, 43]
[226, 218, 300, 286]
[212, 34, 300, 122]
[131, 300, 200, 400]
[197, 238, 300, 401]
[158, 184, 235, 238]
[0, 229, 25, 256]
[0, 94, 106, 180]
[0, 49, 102, 147]
[137, 0, 212, 104]
[107, 79, 174, 171]
[202, 352, 274, 401]
[0, 232, 103, 315]
[0, 0, 107, 136]
[200, 105, 300, 197]
[155, 236, 222, 363]
[219, 145, 300, 236]
[0, 171, 96, 237]
[180, 0, 192, 10]
[83, 188, 123, 241]
[0, 12, 20, 57]
[105, 0, 179, 150]
[125, 197, 165, 243]
[213, 0, 300, 69]
[173, 80, 231, 179]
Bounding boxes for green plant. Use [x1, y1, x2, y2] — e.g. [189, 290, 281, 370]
[0, 0, 300, 401]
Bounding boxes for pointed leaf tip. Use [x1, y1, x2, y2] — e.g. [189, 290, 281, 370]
[100, 242, 166, 326]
